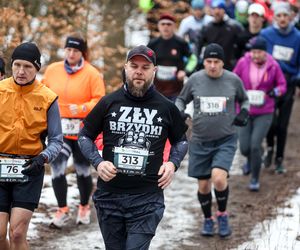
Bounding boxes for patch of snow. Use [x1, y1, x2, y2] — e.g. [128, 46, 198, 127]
[235, 188, 300, 250]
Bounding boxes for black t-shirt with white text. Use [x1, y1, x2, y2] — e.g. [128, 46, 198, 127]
[83, 85, 187, 193]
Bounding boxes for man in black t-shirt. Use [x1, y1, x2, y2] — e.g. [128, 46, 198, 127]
[78, 45, 188, 250]
[148, 13, 197, 101]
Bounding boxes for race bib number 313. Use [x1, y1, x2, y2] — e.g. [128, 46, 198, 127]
[114, 147, 148, 176]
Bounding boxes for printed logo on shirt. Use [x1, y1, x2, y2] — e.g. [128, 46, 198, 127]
[109, 106, 163, 138]
[171, 49, 177, 56]
[33, 106, 43, 111]
[109, 106, 164, 176]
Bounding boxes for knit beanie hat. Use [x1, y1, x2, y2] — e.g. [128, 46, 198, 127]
[248, 36, 267, 51]
[273, 2, 291, 16]
[211, 0, 226, 10]
[65, 36, 87, 54]
[11, 42, 41, 71]
[203, 43, 225, 62]
[191, 0, 205, 9]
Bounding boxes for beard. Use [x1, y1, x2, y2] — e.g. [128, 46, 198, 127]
[126, 76, 152, 97]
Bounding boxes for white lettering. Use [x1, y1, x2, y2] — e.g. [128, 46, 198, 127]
[132, 108, 145, 123]
[119, 107, 132, 122]
[144, 108, 157, 125]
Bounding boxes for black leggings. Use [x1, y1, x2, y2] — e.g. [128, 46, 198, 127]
[266, 84, 296, 160]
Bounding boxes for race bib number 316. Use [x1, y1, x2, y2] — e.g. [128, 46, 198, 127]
[200, 97, 227, 113]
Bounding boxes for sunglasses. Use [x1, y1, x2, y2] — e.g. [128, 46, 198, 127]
[159, 22, 173, 26]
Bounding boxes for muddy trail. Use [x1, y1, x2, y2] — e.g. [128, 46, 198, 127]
[29, 95, 300, 250]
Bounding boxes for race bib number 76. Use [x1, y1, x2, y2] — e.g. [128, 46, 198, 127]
[0, 158, 28, 182]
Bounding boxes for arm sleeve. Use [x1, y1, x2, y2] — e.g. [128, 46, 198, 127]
[168, 135, 188, 171]
[77, 97, 107, 169]
[196, 26, 206, 58]
[78, 126, 104, 169]
[175, 79, 194, 112]
[41, 100, 63, 162]
[185, 54, 198, 73]
[178, 19, 188, 38]
[274, 63, 287, 96]
[236, 78, 250, 111]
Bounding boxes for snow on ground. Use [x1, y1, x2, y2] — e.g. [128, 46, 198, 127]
[235, 188, 300, 250]
[27, 151, 300, 250]
[26, 100, 300, 249]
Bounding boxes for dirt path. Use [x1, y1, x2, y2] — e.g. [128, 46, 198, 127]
[29, 94, 300, 250]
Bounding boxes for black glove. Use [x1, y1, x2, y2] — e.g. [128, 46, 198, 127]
[267, 88, 280, 98]
[233, 109, 249, 127]
[180, 111, 191, 121]
[22, 154, 47, 176]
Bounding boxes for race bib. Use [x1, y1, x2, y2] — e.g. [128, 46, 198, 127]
[247, 90, 265, 106]
[156, 65, 177, 80]
[114, 146, 148, 176]
[0, 158, 28, 182]
[272, 45, 294, 61]
[61, 118, 81, 136]
[200, 97, 227, 113]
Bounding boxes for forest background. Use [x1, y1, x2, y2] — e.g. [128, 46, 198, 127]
[0, 0, 191, 92]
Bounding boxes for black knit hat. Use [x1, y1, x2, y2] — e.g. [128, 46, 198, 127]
[0, 57, 5, 74]
[203, 43, 224, 62]
[126, 45, 156, 65]
[11, 42, 41, 71]
[248, 36, 267, 51]
[65, 36, 87, 54]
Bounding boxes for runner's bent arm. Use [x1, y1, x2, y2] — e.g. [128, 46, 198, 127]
[168, 134, 188, 171]
[235, 78, 250, 111]
[175, 78, 194, 112]
[42, 100, 63, 162]
[78, 126, 104, 170]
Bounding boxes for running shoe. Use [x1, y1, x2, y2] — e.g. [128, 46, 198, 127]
[263, 148, 273, 168]
[201, 217, 215, 236]
[50, 206, 70, 228]
[275, 158, 286, 174]
[76, 204, 91, 225]
[248, 179, 260, 191]
[242, 162, 250, 175]
[216, 211, 232, 237]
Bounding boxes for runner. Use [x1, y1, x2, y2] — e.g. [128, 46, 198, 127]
[42, 32, 105, 227]
[236, 3, 266, 58]
[147, 12, 196, 161]
[175, 43, 249, 237]
[196, 0, 244, 70]
[0, 42, 63, 249]
[233, 36, 286, 191]
[78, 45, 188, 249]
[260, 2, 300, 173]
[147, 13, 197, 101]
[178, 0, 213, 53]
